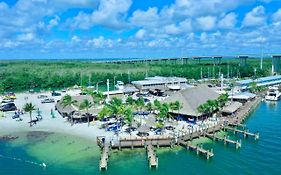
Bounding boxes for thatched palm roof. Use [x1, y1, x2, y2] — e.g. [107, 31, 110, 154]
[56, 95, 100, 116]
[163, 84, 219, 117]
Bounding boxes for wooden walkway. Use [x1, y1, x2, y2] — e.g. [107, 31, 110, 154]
[96, 97, 261, 170]
[112, 136, 176, 150]
[99, 145, 110, 170]
[224, 127, 259, 140]
[146, 145, 158, 168]
[205, 133, 241, 149]
[228, 123, 246, 128]
[179, 140, 214, 159]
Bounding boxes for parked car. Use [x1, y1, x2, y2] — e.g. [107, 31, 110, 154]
[51, 91, 61, 96]
[37, 95, 48, 99]
[0, 103, 17, 112]
[3, 92, 16, 100]
[41, 98, 55, 104]
[1, 99, 14, 104]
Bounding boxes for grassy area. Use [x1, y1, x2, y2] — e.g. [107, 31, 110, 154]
[0, 58, 275, 92]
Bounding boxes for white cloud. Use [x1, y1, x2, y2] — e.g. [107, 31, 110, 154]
[1, 40, 20, 48]
[71, 35, 81, 42]
[272, 9, 281, 22]
[196, 16, 217, 31]
[47, 15, 60, 29]
[218, 12, 237, 29]
[17, 33, 36, 42]
[135, 29, 146, 39]
[87, 36, 113, 48]
[170, 0, 248, 18]
[130, 7, 160, 28]
[0, 2, 8, 11]
[242, 6, 266, 27]
[68, 0, 132, 29]
[164, 24, 180, 35]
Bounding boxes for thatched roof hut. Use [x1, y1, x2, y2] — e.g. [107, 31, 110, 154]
[163, 84, 219, 117]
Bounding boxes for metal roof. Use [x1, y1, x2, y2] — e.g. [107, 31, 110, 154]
[236, 75, 281, 85]
[132, 76, 187, 86]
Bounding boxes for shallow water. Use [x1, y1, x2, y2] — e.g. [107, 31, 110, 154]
[1, 101, 281, 175]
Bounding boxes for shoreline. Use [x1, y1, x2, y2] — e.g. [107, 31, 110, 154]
[0, 91, 114, 143]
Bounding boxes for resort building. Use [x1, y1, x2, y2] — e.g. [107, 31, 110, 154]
[163, 84, 219, 118]
[222, 102, 243, 115]
[229, 92, 256, 104]
[55, 95, 100, 120]
[132, 76, 189, 91]
[236, 75, 281, 90]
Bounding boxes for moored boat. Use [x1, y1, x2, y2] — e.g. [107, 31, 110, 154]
[265, 86, 281, 101]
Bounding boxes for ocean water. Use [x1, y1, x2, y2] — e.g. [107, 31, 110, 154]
[0, 101, 281, 175]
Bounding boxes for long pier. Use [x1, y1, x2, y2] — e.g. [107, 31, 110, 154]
[179, 140, 214, 159]
[205, 133, 241, 149]
[224, 127, 259, 140]
[146, 145, 158, 168]
[99, 145, 110, 170]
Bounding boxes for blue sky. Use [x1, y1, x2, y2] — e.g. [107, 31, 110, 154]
[0, 0, 281, 59]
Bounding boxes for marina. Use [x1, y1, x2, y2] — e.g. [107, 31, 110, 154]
[96, 96, 261, 170]
[1, 1, 281, 174]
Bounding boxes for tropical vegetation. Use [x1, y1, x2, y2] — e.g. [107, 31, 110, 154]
[23, 102, 36, 127]
[0, 59, 273, 92]
[60, 94, 77, 125]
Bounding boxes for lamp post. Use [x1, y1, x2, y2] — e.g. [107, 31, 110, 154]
[113, 76, 116, 90]
[96, 81, 103, 92]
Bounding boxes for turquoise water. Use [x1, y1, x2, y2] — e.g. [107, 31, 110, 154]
[1, 101, 281, 175]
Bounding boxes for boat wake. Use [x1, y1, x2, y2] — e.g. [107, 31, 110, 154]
[0, 154, 46, 168]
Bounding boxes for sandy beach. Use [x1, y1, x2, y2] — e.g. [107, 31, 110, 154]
[0, 90, 114, 141]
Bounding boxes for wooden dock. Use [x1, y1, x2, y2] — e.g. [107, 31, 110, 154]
[99, 145, 110, 170]
[179, 140, 214, 159]
[224, 127, 259, 140]
[228, 123, 246, 128]
[205, 133, 242, 149]
[146, 145, 158, 168]
[95, 97, 262, 170]
[112, 136, 176, 150]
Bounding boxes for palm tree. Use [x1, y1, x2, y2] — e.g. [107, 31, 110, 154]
[60, 94, 77, 125]
[89, 90, 105, 106]
[145, 102, 153, 113]
[98, 106, 111, 121]
[157, 103, 170, 121]
[153, 99, 162, 111]
[79, 99, 93, 126]
[126, 96, 135, 106]
[124, 107, 133, 127]
[136, 97, 145, 112]
[169, 101, 182, 117]
[218, 93, 229, 107]
[107, 97, 125, 122]
[23, 103, 35, 127]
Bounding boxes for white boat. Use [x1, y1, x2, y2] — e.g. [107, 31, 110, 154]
[115, 81, 124, 90]
[265, 86, 281, 101]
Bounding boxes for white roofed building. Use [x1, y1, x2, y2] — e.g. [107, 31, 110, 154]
[132, 76, 189, 91]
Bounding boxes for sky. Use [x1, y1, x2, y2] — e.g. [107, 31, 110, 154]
[0, 0, 281, 59]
